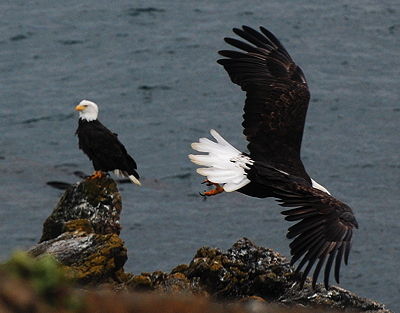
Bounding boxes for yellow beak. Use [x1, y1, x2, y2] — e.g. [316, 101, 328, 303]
[75, 104, 85, 111]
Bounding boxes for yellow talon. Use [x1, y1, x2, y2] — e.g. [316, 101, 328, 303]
[201, 180, 224, 196]
[88, 170, 106, 180]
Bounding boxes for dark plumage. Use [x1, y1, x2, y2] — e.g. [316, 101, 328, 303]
[75, 100, 140, 185]
[189, 26, 358, 289]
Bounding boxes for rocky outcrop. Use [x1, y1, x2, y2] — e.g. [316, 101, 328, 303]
[183, 239, 294, 300]
[0, 257, 324, 313]
[23, 176, 392, 312]
[29, 178, 127, 285]
[125, 238, 390, 312]
[40, 177, 123, 242]
[179, 239, 389, 311]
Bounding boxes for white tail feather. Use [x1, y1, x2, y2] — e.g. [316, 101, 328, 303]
[114, 169, 141, 186]
[189, 129, 252, 192]
[128, 175, 142, 186]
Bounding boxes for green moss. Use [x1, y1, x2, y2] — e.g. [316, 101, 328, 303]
[2, 251, 83, 310]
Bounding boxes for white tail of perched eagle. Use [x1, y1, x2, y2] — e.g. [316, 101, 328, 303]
[114, 169, 141, 186]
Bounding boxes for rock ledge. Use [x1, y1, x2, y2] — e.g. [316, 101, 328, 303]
[22, 177, 392, 312]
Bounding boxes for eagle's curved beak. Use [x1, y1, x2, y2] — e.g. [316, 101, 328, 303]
[75, 104, 85, 111]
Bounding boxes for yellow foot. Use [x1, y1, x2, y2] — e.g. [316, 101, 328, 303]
[200, 180, 224, 196]
[88, 170, 107, 180]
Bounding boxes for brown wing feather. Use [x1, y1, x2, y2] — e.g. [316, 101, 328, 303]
[217, 26, 310, 180]
[248, 161, 358, 289]
[277, 186, 358, 289]
[216, 26, 358, 289]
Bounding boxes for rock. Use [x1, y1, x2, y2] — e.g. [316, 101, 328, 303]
[0, 256, 312, 313]
[0, 251, 393, 313]
[121, 238, 391, 311]
[175, 238, 390, 312]
[22, 176, 392, 312]
[127, 270, 195, 294]
[183, 238, 294, 300]
[29, 177, 127, 285]
[40, 177, 122, 242]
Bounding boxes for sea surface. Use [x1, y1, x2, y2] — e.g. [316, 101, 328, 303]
[0, 0, 399, 311]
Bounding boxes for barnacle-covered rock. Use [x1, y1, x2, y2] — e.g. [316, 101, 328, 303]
[40, 177, 122, 242]
[179, 238, 390, 311]
[278, 283, 391, 311]
[19, 176, 393, 312]
[29, 177, 127, 285]
[183, 238, 294, 300]
[127, 270, 195, 294]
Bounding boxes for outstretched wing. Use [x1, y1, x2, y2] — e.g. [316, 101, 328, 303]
[276, 186, 358, 289]
[217, 26, 310, 180]
[249, 161, 358, 288]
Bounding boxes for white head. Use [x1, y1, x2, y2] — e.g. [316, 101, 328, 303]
[75, 100, 99, 121]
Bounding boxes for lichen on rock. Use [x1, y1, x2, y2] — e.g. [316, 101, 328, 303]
[182, 238, 294, 300]
[19, 176, 393, 312]
[30, 176, 127, 285]
[40, 177, 122, 242]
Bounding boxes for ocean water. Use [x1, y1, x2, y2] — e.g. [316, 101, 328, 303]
[0, 1, 399, 310]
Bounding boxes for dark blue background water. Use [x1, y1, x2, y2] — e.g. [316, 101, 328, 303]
[0, 1, 399, 310]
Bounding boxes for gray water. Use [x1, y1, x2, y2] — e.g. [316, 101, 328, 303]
[0, 1, 399, 310]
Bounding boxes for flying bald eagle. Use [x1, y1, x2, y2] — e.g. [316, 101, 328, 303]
[75, 100, 141, 185]
[189, 26, 358, 289]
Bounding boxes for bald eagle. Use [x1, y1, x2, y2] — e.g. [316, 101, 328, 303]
[189, 26, 358, 289]
[75, 100, 141, 185]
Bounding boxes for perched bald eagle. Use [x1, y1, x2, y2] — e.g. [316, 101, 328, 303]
[189, 26, 358, 289]
[75, 100, 141, 185]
